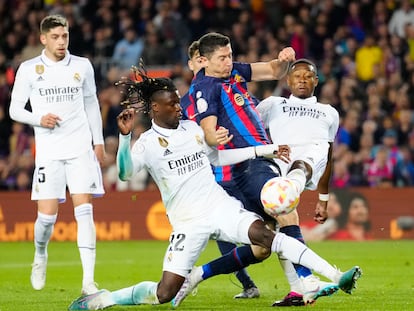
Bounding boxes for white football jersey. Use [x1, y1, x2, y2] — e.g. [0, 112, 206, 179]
[257, 95, 339, 146]
[127, 120, 234, 224]
[257, 95, 339, 189]
[10, 50, 100, 160]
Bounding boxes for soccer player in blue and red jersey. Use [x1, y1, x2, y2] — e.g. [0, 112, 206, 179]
[181, 40, 260, 299]
[178, 32, 340, 307]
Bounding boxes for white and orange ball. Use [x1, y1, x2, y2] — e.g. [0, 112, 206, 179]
[260, 177, 300, 217]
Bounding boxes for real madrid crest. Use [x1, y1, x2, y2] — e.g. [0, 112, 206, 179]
[234, 93, 244, 106]
[195, 135, 203, 145]
[158, 137, 169, 147]
[35, 65, 44, 75]
[74, 73, 81, 82]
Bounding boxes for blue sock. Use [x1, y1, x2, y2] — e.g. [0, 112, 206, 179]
[202, 245, 261, 280]
[216, 241, 256, 289]
[280, 225, 312, 278]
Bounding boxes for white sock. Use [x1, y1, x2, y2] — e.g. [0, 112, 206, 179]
[278, 255, 303, 294]
[74, 203, 96, 286]
[272, 232, 338, 282]
[286, 169, 306, 194]
[111, 281, 159, 305]
[34, 212, 57, 261]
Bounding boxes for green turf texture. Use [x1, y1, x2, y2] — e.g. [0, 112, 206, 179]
[0, 240, 413, 311]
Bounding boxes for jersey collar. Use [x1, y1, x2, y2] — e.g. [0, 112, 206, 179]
[40, 49, 71, 66]
[289, 94, 317, 105]
[151, 120, 183, 137]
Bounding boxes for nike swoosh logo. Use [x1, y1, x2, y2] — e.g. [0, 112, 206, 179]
[188, 113, 199, 120]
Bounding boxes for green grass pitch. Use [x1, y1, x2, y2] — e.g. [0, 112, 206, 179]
[0, 240, 413, 311]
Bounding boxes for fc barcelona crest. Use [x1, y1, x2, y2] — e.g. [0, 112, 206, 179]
[234, 93, 244, 106]
[158, 137, 168, 147]
[35, 65, 44, 75]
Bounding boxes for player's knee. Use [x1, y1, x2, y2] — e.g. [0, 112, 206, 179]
[156, 288, 176, 304]
[276, 209, 299, 226]
[251, 244, 271, 260]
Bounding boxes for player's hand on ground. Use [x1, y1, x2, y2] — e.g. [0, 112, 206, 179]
[314, 201, 328, 224]
[277, 145, 291, 163]
[117, 108, 135, 135]
[278, 47, 296, 62]
[216, 126, 233, 145]
[40, 113, 61, 129]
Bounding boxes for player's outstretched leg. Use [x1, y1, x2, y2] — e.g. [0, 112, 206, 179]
[171, 267, 203, 308]
[216, 240, 259, 299]
[68, 289, 114, 310]
[338, 266, 362, 294]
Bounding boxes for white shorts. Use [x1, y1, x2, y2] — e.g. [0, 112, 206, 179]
[162, 194, 262, 277]
[275, 142, 330, 190]
[31, 149, 104, 202]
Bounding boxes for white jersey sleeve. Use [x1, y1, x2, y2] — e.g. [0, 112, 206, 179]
[9, 57, 43, 126]
[83, 59, 104, 145]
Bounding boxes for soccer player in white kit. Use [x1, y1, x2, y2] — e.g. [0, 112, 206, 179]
[256, 58, 340, 306]
[9, 15, 104, 295]
[67, 70, 361, 310]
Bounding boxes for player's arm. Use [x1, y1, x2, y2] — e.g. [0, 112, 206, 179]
[250, 47, 295, 81]
[207, 144, 282, 166]
[9, 65, 42, 126]
[314, 142, 334, 224]
[84, 95, 105, 163]
[116, 108, 140, 181]
[83, 60, 105, 164]
[200, 115, 220, 146]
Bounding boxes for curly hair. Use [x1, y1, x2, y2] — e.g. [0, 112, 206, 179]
[115, 61, 177, 114]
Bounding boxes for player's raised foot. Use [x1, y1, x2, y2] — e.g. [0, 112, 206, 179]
[82, 282, 99, 295]
[31, 257, 47, 290]
[233, 286, 260, 299]
[301, 275, 339, 305]
[171, 267, 202, 308]
[68, 289, 114, 310]
[338, 266, 362, 294]
[271, 291, 304, 307]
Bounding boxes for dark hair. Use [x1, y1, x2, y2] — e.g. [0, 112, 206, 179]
[40, 15, 68, 34]
[187, 40, 200, 59]
[198, 32, 230, 58]
[288, 58, 318, 75]
[115, 61, 176, 114]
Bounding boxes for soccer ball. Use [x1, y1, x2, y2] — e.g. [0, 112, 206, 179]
[260, 177, 300, 217]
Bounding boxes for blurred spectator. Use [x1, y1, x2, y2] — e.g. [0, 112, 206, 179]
[330, 193, 372, 241]
[388, 0, 414, 38]
[394, 145, 414, 186]
[366, 145, 395, 187]
[152, 0, 190, 64]
[335, 108, 360, 159]
[355, 34, 383, 83]
[0, 106, 12, 157]
[20, 31, 44, 62]
[140, 28, 169, 66]
[111, 27, 144, 71]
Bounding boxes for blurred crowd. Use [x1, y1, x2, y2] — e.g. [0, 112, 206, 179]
[1, 0, 414, 192]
